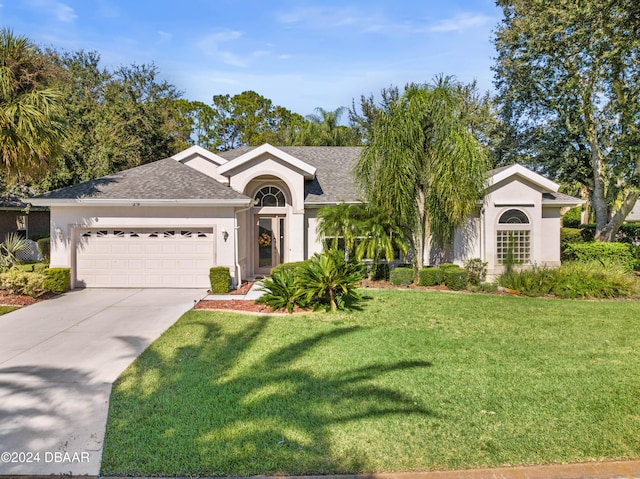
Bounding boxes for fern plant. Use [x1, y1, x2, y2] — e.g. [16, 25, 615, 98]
[296, 250, 365, 312]
[256, 268, 299, 313]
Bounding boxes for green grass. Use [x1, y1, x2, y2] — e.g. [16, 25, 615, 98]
[102, 290, 640, 476]
[0, 305, 19, 315]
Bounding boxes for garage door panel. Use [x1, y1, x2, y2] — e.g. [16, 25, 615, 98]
[76, 228, 215, 288]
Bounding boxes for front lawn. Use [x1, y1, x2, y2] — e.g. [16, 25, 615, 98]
[102, 290, 640, 476]
[0, 305, 19, 315]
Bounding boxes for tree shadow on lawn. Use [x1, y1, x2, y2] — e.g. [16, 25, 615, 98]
[102, 315, 433, 476]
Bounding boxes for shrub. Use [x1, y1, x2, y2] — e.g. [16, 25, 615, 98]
[390, 267, 414, 286]
[551, 262, 638, 299]
[370, 262, 390, 280]
[43, 267, 70, 293]
[579, 224, 640, 244]
[464, 258, 488, 286]
[418, 267, 443, 286]
[499, 265, 557, 297]
[0, 233, 28, 271]
[0, 269, 46, 297]
[498, 262, 638, 299]
[444, 268, 469, 291]
[256, 268, 299, 313]
[560, 227, 583, 247]
[37, 237, 50, 261]
[438, 263, 459, 271]
[295, 250, 365, 312]
[562, 206, 582, 228]
[209, 267, 231, 293]
[562, 242, 637, 272]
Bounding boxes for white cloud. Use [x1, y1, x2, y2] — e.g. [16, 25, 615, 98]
[197, 30, 247, 67]
[428, 13, 494, 33]
[275, 6, 378, 30]
[28, 0, 77, 23]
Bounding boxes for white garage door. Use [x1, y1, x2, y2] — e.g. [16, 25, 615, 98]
[75, 228, 215, 288]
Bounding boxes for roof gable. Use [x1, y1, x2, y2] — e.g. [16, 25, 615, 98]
[171, 145, 227, 166]
[217, 143, 317, 179]
[488, 164, 559, 193]
[29, 158, 251, 206]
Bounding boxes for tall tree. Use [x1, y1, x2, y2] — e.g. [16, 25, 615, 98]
[355, 77, 490, 268]
[0, 29, 65, 182]
[493, 0, 640, 241]
[296, 106, 360, 146]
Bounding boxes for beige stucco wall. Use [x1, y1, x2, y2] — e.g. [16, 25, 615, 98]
[49, 205, 237, 287]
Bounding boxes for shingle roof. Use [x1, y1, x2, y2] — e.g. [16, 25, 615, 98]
[542, 192, 584, 205]
[218, 146, 363, 203]
[32, 158, 250, 202]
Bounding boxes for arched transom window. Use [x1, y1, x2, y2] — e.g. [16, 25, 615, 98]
[255, 186, 286, 207]
[496, 208, 531, 264]
[498, 209, 530, 224]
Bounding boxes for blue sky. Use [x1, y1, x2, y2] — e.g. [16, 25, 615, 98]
[1, 0, 501, 117]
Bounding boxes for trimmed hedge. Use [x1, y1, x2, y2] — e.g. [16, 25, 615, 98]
[43, 268, 70, 293]
[579, 224, 640, 244]
[37, 237, 50, 261]
[418, 267, 443, 286]
[560, 227, 583, 246]
[390, 267, 414, 286]
[209, 267, 231, 293]
[562, 242, 638, 272]
[0, 269, 46, 297]
[443, 268, 469, 291]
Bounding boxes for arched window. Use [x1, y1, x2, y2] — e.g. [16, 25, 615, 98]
[255, 186, 286, 207]
[496, 209, 531, 264]
[498, 209, 530, 224]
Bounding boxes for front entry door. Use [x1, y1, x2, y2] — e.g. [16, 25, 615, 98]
[255, 216, 285, 275]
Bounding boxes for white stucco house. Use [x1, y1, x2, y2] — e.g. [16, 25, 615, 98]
[29, 144, 582, 288]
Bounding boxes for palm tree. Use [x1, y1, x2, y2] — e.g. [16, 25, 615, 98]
[0, 29, 65, 181]
[316, 202, 366, 258]
[355, 76, 490, 268]
[355, 207, 409, 263]
[298, 107, 359, 146]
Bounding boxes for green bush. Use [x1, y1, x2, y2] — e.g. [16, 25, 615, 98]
[464, 258, 488, 286]
[37, 237, 50, 261]
[390, 267, 414, 286]
[295, 250, 365, 312]
[43, 267, 70, 293]
[579, 224, 640, 244]
[438, 263, 459, 271]
[560, 227, 584, 247]
[418, 267, 443, 286]
[256, 268, 299, 313]
[0, 269, 46, 297]
[444, 268, 469, 291]
[562, 206, 582, 228]
[270, 261, 306, 277]
[499, 266, 557, 297]
[209, 267, 231, 293]
[498, 262, 638, 299]
[370, 262, 390, 280]
[562, 242, 638, 272]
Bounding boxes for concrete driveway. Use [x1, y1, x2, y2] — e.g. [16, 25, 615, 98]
[0, 288, 205, 476]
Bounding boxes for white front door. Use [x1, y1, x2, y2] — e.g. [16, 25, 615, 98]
[75, 228, 215, 287]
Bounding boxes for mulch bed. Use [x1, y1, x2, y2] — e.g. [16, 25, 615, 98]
[0, 291, 58, 307]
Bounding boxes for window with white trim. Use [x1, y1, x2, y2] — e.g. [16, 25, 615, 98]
[255, 186, 286, 207]
[497, 209, 531, 264]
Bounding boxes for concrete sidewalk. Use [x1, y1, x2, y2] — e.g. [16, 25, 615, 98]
[0, 288, 205, 476]
[204, 280, 264, 301]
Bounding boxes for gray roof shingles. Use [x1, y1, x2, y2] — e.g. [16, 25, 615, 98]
[33, 158, 251, 201]
[217, 146, 364, 203]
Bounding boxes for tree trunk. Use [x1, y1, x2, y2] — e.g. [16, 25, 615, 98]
[588, 133, 609, 241]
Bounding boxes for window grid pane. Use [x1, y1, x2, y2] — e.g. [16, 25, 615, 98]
[497, 230, 530, 264]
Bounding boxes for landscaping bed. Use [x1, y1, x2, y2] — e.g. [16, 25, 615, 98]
[102, 289, 640, 476]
